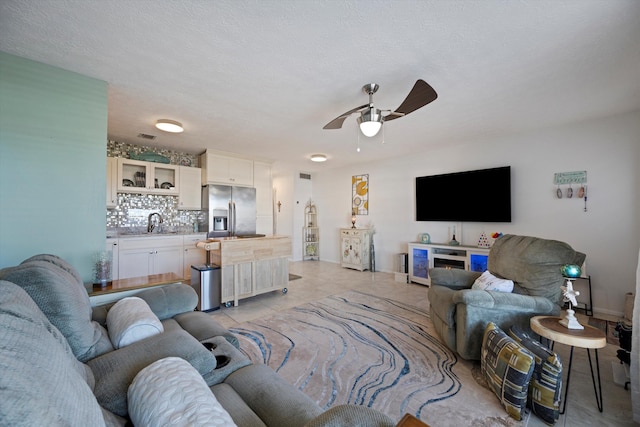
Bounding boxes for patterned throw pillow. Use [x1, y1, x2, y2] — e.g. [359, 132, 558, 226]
[509, 325, 563, 425]
[472, 270, 514, 292]
[481, 322, 535, 421]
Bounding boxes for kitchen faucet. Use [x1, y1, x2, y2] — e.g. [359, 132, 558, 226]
[147, 212, 163, 233]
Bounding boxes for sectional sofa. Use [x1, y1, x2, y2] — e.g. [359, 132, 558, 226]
[0, 254, 394, 426]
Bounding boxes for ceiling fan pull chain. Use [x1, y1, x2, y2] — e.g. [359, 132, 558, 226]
[382, 122, 385, 144]
[356, 126, 361, 152]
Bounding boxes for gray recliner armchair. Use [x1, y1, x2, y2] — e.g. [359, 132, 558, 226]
[428, 234, 586, 360]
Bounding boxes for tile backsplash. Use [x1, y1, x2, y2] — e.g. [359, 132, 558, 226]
[106, 140, 205, 232]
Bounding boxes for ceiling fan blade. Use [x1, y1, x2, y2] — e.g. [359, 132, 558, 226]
[384, 80, 437, 122]
[323, 104, 368, 129]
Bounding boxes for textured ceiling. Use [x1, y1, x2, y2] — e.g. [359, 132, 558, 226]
[1, 0, 639, 171]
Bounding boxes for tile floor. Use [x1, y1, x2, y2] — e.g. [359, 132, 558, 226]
[209, 261, 634, 426]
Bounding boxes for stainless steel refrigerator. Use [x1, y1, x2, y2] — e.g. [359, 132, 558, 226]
[202, 185, 257, 238]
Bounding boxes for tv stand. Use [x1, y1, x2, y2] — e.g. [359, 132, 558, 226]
[407, 242, 490, 286]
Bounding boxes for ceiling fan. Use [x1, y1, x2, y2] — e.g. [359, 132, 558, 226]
[323, 79, 438, 137]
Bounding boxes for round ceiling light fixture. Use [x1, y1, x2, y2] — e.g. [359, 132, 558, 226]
[155, 119, 184, 133]
[310, 154, 327, 162]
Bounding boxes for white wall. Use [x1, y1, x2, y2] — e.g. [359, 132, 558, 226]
[307, 110, 640, 317]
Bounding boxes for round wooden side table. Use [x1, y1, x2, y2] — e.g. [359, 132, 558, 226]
[530, 315, 606, 414]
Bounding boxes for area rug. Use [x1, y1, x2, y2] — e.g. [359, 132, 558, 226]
[230, 290, 518, 426]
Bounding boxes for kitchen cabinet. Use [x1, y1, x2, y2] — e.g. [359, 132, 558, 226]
[200, 150, 253, 187]
[254, 161, 273, 235]
[106, 157, 118, 208]
[206, 236, 291, 307]
[118, 236, 183, 279]
[255, 257, 288, 293]
[117, 158, 180, 195]
[182, 233, 207, 280]
[340, 228, 370, 271]
[179, 166, 202, 210]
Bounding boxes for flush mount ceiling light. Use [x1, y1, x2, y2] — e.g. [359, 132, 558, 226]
[155, 119, 184, 133]
[310, 154, 327, 162]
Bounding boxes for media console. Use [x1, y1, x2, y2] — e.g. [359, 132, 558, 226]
[407, 242, 490, 286]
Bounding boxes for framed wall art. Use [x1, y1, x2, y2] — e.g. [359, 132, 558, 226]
[352, 174, 369, 215]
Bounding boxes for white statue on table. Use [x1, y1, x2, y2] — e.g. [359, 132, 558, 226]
[559, 279, 584, 329]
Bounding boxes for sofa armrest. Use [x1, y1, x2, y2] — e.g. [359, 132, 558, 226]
[304, 404, 395, 427]
[452, 289, 557, 312]
[87, 328, 217, 417]
[429, 268, 480, 290]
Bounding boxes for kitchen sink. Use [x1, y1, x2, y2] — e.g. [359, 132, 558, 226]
[236, 234, 266, 239]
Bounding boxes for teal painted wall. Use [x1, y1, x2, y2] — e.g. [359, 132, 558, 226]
[0, 52, 107, 279]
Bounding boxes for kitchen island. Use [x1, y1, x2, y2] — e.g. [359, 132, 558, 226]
[198, 235, 291, 307]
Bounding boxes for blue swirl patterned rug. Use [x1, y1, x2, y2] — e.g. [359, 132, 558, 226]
[231, 290, 516, 425]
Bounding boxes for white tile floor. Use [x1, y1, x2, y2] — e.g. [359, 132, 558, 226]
[209, 261, 634, 426]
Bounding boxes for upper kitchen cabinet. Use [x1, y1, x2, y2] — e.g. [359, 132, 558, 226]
[117, 158, 180, 195]
[178, 166, 202, 210]
[106, 157, 118, 208]
[200, 150, 253, 187]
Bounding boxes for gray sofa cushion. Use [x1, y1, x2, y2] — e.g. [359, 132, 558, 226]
[303, 404, 395, 427]
[134, 282, 199, 320]
[430, 268, 480, 289]
[488, 234, 586, 303]
[0, 280, 105, 426]
[0, 259, 114, 361]
[87, 328, 218, 417]
[224, 364, 324, 427]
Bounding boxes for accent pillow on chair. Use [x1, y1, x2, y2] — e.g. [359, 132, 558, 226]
[509, 325, 562, 425]
[481, 322, 535, 421]
[471, 270, 514, 293]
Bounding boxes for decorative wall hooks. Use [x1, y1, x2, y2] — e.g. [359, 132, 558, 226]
[553, 170, 588, 211]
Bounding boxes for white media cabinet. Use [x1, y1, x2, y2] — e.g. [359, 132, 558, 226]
[407, 242, 490, 286]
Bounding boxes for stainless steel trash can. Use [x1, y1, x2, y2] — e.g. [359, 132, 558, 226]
[190, 264, 221, 312]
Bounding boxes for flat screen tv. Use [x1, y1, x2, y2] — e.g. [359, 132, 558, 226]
[416, 166, 511, 222]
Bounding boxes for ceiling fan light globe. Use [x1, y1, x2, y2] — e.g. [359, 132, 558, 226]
[359, 121, 382, 137]
[357, 108, 383, 137]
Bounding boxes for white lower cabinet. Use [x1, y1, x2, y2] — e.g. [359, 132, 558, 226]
[220, 257, 288, 306]
[340, 228, 371, 271]
[118, 236, 183, 279]
[182, 234, 207, 280]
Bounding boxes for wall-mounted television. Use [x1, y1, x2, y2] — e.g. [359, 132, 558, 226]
[416, 166, 511, 222]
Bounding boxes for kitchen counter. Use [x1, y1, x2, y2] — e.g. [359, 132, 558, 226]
[85, 272, 184, 306]
[199, 235, 292, 307]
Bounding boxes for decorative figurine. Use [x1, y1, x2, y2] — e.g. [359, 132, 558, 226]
[559, 279, 584, 329]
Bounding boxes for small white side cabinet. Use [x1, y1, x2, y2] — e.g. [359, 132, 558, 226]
[407, 242, 490, 286]
[340, 228, 370, 271]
